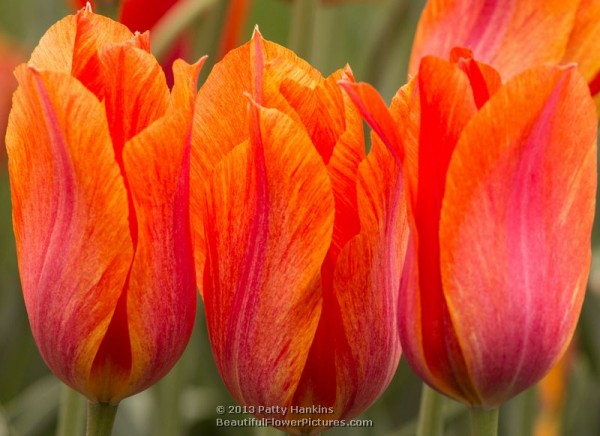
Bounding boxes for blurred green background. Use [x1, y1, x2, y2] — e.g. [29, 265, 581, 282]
[1, 0, 600, 435]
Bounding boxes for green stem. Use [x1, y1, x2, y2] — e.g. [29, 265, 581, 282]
[86, 402, 119, 436]
[154, 361, 185, 436]
[470, 407, 499, 436]
[151, 0, 218, 61]
[288, 0, 318, 61]
[416, 384, 444, 436]
[56, 385, 86, 436]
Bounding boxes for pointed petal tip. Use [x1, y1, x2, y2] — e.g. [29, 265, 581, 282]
[252, 25, 262, 38]
[340, 65, 355, 82]
[339, 80, 402, 163]
[560, 62, 579, 72]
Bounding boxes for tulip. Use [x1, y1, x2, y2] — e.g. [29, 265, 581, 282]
[190, 30, 408, 434]
[342, 48, 597, 408]
[408, 0, 600, 107]
[6, 6, 201, 405]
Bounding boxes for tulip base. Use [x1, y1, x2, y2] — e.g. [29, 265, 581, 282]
[469, 407, 499, 436]
[86, 402, 119, 436]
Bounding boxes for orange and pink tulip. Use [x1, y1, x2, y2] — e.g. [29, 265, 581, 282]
[409, 0, 600, 107]
[343, 48, 597, 408]
[190, 30, 408, 434]
[5, 7, 201, 404]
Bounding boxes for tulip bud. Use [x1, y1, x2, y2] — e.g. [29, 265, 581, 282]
[5, 6, 202, 404]
[343, 49, 597, 408]
[190, 30, 408, 434]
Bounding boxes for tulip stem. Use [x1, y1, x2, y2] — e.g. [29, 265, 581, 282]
[288, 0, 318, 61]
[86, 402, 119, 436]
[469, 407, 499, 436]
[56, 385, 86, 436]
[416, 384, 444, 436]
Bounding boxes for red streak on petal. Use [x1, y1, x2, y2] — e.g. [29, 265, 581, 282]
[413, 58, 479, 401]
[589, 70, 600, 97]
[89, 283, 132, 400]
[30, 70, 76, 296]
[224, 102, 270, 370]
[451, 47, 491, 109]
[292, 254, 354, 411]
[338, 81, 402, 163]
[251, 28, 264, 105]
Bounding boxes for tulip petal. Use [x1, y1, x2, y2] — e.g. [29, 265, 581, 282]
[203, 103, 334, 408]
[339, 80, 402, 162]
[441, 65, 597, 406]
[29, 6, 135, 96]
[312, 138, 406, 420]
[563, 0, 600, 104]
[280, 68, 365, 258]
[6, 66, 132, 398]
[324, 69, 365, 258]
[393, 56, 484, 403]
[409, 0, 580, 80]
[121, 100, 197, 400]
[191, 30, 322, 292]
[98, 41, 169, 161]
[169, 57, 206, 113]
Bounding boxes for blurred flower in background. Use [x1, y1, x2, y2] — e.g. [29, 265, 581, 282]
[0, 37, 23, 165]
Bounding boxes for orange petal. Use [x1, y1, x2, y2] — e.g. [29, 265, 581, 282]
[97, 41, 169, 163]
[395, 55, 482, 404]
[339, 80, 402, 162]
[121, 81, 198, 400]
[316, 138, 407, 420]
[441, 65, 597, 407]
[323, 69, 365, 259]
[169, 56, 206, 113]
[449, 47, 502, 108]
[29, 6, 135, 93]
[202, 103, 334, 408]
[191, 30, 321, 293]
[89, 56, 202, 402]
[563, 0, 600, 101]
[409, 0, 580, 80]
[6, 66, 132, 398]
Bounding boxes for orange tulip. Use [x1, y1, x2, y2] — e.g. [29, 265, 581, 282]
[5, 6, 202, 404]
[191, 30, 407, 434]
[409, 0, 600, 107]
[342, 48, 597, 407]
